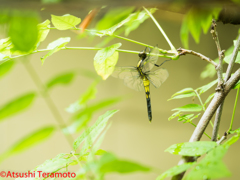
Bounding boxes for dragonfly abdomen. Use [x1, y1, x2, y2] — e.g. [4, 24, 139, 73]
[143, 79, 152, 122]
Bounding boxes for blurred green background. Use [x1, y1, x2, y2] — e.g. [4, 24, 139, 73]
[0, 1, 240, 180]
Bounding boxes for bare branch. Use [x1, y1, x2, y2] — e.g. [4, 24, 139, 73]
[177, 48, 218, 67]
[171, 68, 240, 180]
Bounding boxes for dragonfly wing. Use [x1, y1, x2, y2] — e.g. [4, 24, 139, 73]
[147, 68, 169, 88]
[142, 47, 159, 72]
[112, 66, 138, 79]
[112, 66, 144, 91]
[124, 75, 144, 91]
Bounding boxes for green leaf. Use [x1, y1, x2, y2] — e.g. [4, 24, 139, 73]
[169, 92, 196, 100]
[73, 110, 118, 151]
[66, 80, 99, 113]
[0, 38, 12, 54]
[197, 79, 218, 94]
[170, 88, 194, 97]
[0, 60, 15, 78]
[51, 14, 81, 30]
[96, 7, 135, 30]
[200, 63, 217, 79]
[33, 153, 73, 172]
[63, 113, 92, 134]
[37, 19, 50, 44]
[223, 135, 239, 147]
[224, 52, 240, 64]
[46, 72, 75, 90]
[8, 11, 39, 53]
[73, 97, 122, 120]
[0, 92, 36, 121]
[124, 9, 157, 36]
[204, 93, 215, 105]
[0, 126, 55, 162]
[94, 43, 122, 80]
[172, 104, 202, 112]
[41, 37, 70, 64]
[178, 114, 194, 122]
[94, 8, 156, 37]
[168, 111, 182, 121]
[165, 141, 217, 156]
[98, 153, 151, 174]
[180, 17, 189, 49]
[185, 146, 230, 180]
[156, 162, 195, 180]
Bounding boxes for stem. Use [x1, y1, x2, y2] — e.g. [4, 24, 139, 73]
[195, 90, 214, 128]
[21, 59, 74, 148]
[211, 103, 223, 141]
[228, 87, 240, 133]
[143, 7, 177, 52]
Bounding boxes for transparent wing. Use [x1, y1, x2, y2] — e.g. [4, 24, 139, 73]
[141, 47, 159, 72]
[112, 66, 144, 91]
[112, 66, 138, 79]
[124, 75, 144, 91]
[147, 68, 169, 88]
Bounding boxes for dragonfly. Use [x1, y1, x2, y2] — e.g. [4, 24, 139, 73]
[112, 47, 169, 122]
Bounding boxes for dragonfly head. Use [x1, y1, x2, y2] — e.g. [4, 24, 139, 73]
[138, 50, 147, 60]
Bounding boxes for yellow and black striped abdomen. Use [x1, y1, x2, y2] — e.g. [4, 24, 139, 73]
[143, 77, 152, 122]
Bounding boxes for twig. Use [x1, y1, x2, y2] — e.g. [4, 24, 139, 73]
[217, 132, 227, 145]
[177, 48, 218, 67]
[210, 19, 224, 87]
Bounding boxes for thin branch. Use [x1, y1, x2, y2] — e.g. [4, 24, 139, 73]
[22, 59, 75, 148]
[177, 48, 218, 67]
[143, 7, 177, 52]
[217, 132, 227, 145]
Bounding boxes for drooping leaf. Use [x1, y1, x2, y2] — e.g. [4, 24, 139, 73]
[0, 60, 15, 78]
[172, 104, 202, 112]
[181, 8, 221, 48]
[51, 14, 81, 30]
[178, 114, 194, 122]
[94, 43, 121, 80]
[41, 37, 70, 64]
[0, 126, 55, 163]
[180, 17, 189, 49]
[46, 72, 75, 90]
[197, 79, 218, 94]
[9, 11, 39, 53]
[185, 146, 230, 180]
[66, 80, 99, 113]
[98, 153, 151, 174]
[37, 19, 50, 44]
[73, 97, 122, 120]
[73, 110, 118, 151]
[165, 141, 217, 156]
[156, 162, 195, 180]
[96, 7, 135, 30]
[0, 92, 36, 121]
